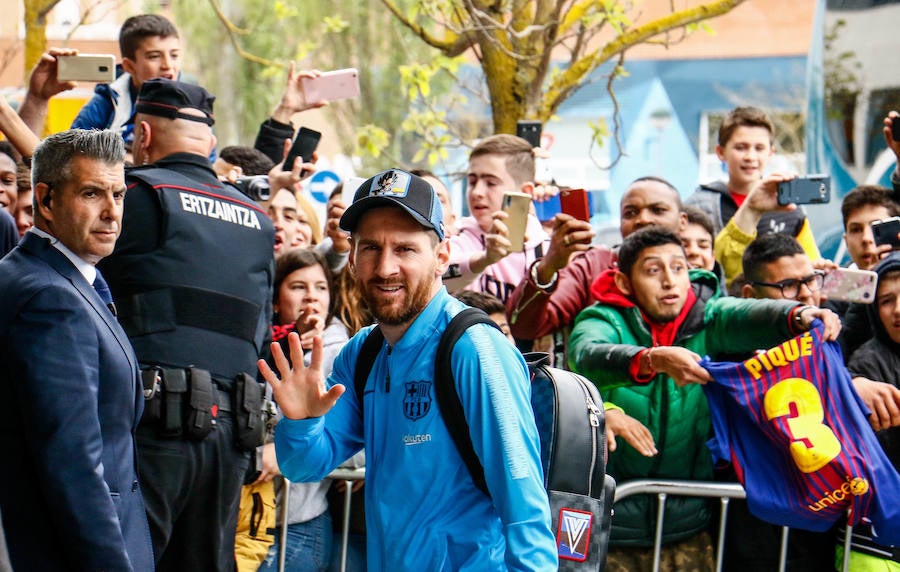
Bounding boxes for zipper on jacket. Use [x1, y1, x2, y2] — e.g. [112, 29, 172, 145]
[385, 345, 391, 393]
[576, 376, 600, 497]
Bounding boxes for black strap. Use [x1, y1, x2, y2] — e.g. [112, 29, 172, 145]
[354, 326, 385, 407]
[117, 286, 261, 343]
[434, 308, 499, 495]
[353, 308, 499, 496]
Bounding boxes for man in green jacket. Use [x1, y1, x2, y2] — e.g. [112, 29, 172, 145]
[568, 226, 840, 572]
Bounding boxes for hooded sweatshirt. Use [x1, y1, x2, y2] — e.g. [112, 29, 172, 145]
[569, 268, 802, 546]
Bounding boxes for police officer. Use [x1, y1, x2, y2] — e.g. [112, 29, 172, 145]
[98, 79, 275, 572]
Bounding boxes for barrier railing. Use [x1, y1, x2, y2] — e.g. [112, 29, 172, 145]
[614, 479, 853, 572]
[279, 475, 857, 572]
[276, 468, 366, 572]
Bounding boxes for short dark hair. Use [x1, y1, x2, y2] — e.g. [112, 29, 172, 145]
[470, 134, 535, 186]
[0, 140, 15, 163]
[617, 226, 684, 277]
[682, 205, 715, 244]
[409, 168, 437, 179]
[273, 247, 335, 326]
[32, 129, 124, 192]
[629, 176, 683, 210]
[840, 185, 900, 230]
[742, 233, 804, 284]
[718, 106, 774, 147]
[453, 290, 505, 315]
[219, 146, 274, 176]
[119, 14, 179, 60]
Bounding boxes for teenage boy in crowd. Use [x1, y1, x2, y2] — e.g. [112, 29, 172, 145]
[445, 134, 549, 303]
[687, 106, 819, 287]
[567, 227, 839, 572]
[838, 185, 900, 361]
[725, 233, 843, 571]
[506, 176, 685, 362]
[841, 254, 900, 569]
[841, 185, 900, 271]
[72, 14, 180, 147]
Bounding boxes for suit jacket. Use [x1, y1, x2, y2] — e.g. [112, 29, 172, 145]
[0, 232, 153, 571]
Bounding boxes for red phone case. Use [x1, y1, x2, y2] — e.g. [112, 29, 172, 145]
[560, 189, 590, 222]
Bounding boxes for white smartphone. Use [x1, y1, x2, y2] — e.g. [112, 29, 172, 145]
[301, 68, 360, 104]
[502, 191, 531, 252]
[821, 268, 878, 304]
[57, 54, 116, 82]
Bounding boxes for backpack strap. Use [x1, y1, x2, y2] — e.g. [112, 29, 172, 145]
[354, 326, 385, 408]
[434, 308, 500, 496]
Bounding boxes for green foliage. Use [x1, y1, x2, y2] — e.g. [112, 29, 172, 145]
[177, 0, 448, 172]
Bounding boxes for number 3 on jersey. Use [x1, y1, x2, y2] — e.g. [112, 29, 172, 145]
[763, 378, 841, 473]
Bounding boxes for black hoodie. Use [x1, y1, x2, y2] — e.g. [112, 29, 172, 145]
[847, 253, 900, 474]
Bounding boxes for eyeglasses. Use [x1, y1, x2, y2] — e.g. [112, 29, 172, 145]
[750, 271, 825, 300]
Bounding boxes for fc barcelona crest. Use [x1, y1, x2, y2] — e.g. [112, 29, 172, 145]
[403, 381, 432, 421]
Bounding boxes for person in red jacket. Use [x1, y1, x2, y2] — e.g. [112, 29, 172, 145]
[507, 176, 686, 362]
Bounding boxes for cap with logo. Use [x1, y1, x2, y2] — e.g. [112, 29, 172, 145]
[339, 169, 444, 240]
[135, 78, 216, 126]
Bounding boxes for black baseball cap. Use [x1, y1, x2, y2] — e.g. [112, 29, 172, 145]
[340, 169, 445, 240]
[135, 78, 215, 126]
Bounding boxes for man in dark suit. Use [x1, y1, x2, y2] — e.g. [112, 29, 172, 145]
[0, 129, 153, 571]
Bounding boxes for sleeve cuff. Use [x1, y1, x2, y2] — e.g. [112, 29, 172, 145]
[629, 349, 655, 384]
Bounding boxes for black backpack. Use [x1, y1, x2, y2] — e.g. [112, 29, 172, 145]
[354, 308, 615, 570]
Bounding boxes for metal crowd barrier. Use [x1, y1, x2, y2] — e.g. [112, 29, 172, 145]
[277, 467, 367, 572]
[614, 479, 853, 572]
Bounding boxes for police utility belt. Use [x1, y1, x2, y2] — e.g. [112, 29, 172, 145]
[141, 367, 275, 451]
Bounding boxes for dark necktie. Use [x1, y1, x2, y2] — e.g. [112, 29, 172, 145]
[92, 270, 117, 317]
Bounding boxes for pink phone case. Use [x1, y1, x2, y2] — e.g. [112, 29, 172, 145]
[301, 69, 360, 103]
[821, 268, 877, 303]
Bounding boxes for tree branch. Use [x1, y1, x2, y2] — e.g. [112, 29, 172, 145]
[206, 0, 283, 67]
[379, 0, 474, 55]
[543, 0, 746, 116]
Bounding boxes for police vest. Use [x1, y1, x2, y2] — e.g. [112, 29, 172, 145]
[101, 165, 274, 389]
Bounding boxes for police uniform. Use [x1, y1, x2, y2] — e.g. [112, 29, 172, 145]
[98, 79, 275, 572]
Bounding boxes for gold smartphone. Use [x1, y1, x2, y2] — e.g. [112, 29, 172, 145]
[57, 54, 116, 82]
[502, 191, 531, 252]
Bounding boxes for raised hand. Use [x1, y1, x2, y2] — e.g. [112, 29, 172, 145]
[258, 333, 345, 420]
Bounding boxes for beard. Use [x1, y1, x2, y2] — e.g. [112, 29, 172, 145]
[362, 274, 435, 327]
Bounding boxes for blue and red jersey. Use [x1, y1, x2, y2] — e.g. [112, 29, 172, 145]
[701, 322, 900, 546]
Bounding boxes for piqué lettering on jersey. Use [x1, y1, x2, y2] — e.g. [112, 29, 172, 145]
[179, 191, 262, 230]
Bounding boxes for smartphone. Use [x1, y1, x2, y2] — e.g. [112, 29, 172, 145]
[341, 176, 367, 206]
[282, 127, 322, 171]
[300, 68, 360, 104]
[57, 54, 116, 82]
[776, 175, 831, 206]
[872, 216, 900, 248]
[516, 120, 542, 148]
[559, 188, 590, 222]
[892, 116, 900, 142]
[502, 191, 531, 252]
[820, 268, 878, 304]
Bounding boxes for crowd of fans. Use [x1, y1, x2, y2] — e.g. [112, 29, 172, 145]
[0, 11, 899, 572]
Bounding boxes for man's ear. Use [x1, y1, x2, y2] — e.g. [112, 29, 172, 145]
[613, 270, 632, 296]
[715, 144, 725, 162]
[347, 238, 357, 273]
[678, 210, 688, 233]
[741, 283, 757, 299]
[208, 133, 217, 157]
[137, 121, 152, 155]
[435, 238, 451, 276]
[520, 181, 535, 196]
[34, 182, 53, 220]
